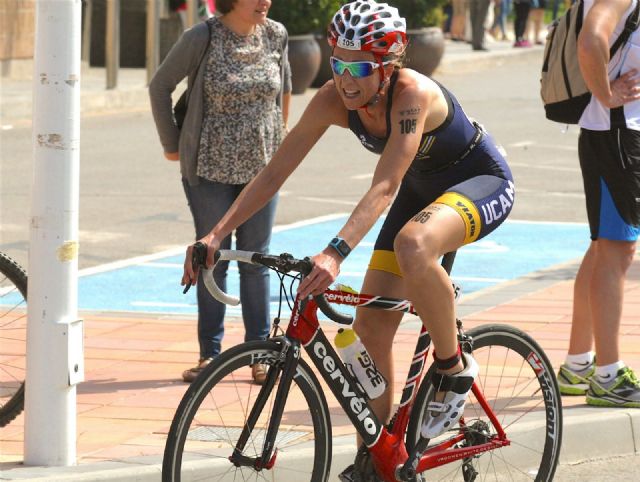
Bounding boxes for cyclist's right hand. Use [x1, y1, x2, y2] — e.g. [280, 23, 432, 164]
[182, 236, 220, 290]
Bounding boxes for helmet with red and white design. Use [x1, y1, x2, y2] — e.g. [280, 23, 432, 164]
[327, 1, 407, 56]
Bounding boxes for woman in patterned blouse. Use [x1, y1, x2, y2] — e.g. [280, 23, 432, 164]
[149, 0, 291, 385]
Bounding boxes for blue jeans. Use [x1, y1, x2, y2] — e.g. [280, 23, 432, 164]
[492, 0, 512, 36]
[182, 178, 277, 359]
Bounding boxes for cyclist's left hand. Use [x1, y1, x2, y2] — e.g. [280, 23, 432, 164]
[297, 250, 341, 298]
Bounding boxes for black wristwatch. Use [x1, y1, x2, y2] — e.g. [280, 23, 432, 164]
[328, 237, 352, 259]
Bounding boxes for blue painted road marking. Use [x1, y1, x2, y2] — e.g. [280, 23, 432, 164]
[74, 216, 590, 317]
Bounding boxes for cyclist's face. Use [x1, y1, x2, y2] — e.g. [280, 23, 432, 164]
[331, 47, 382, 109]
[231, 0, 271, 25]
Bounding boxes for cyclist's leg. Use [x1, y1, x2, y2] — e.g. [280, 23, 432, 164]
[235, 191, 278, 343]
[398, 175, 514, 436]
[394, 204, 465, 367]
[354, 268, 406, 427]
[398, 174, 515, 365]
[354, 184, 423, 431]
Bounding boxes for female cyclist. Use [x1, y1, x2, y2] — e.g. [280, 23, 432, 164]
[182, 1, 515, 474]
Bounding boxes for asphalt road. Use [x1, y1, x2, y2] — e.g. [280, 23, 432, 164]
[0, 54, 584, 272]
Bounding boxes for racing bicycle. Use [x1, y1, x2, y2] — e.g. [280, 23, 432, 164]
[0, 252, 27, 427]
[162, 245, 562, 481]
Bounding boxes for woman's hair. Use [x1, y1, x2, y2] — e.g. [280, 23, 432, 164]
[384, 52, 406, 70]
[216, 0, 237, 14]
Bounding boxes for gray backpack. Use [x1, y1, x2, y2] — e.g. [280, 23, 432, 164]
[541, 0, 640, 124]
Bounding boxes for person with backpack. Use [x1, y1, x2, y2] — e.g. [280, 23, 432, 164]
[556, 0, 640, 407]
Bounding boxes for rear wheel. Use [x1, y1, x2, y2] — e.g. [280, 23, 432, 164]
[406, 324, 562, 481]
[162, 339, 332, 481]
[0, 253, 27, 427]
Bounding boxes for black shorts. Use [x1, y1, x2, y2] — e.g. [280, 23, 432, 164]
[579, 128, 640, 241]
[369, 135, 515, 276]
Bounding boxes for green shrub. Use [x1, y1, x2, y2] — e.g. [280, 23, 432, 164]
[269, 0, 343, 35]
[390, 0, 446, 29]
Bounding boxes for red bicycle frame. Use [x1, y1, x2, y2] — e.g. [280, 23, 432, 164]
[285, 289, 510, 481]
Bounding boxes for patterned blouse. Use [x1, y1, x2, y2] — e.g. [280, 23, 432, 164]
[197, 18, 286, 185]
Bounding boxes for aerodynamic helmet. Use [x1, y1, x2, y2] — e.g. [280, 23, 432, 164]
[327, 1, 407, 56]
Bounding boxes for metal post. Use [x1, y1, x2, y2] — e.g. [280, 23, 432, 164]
[185, 0, 198, 28]
[81, 0, 92, 63]
[105, 0, 120, 89]
[146, 0, 160, 84]
[26, 0, 84, 466]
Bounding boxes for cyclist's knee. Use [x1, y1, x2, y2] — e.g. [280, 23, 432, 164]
[394, 228, 440, 275]
[354, 314, 398, 350]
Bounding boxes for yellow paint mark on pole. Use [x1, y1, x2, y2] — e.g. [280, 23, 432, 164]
[57, 241, 78, 262]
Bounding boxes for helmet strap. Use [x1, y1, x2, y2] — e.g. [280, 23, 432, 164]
[360, 57, 389, 111]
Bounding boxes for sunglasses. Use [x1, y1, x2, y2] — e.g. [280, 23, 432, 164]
[330, 57, 391, 78]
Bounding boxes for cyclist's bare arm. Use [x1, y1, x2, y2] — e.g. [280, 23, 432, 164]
[182, 84, 347, 286]
[298, 78, 431, 297]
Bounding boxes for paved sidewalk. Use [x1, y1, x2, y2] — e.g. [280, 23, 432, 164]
[2, 257, 640, 481]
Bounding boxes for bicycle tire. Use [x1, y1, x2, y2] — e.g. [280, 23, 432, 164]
[406, 324, 563, 482]
[0, 252, 27, 428]
[162, 339, 333, 481]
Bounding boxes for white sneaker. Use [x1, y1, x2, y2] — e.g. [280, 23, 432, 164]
[421, 352, 478, 439]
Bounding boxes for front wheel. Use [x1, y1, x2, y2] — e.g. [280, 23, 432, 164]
[406, 324, 563, 481]
[0, 253, 27, 428]
[162, 339, 333, 481]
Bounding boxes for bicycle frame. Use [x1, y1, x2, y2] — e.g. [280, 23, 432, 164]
[216, 250, 512, 481]
[283, 291, 510, 481]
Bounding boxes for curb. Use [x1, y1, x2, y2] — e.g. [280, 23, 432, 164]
[437, 44, 544, 74]
[2, 407, 637, 481]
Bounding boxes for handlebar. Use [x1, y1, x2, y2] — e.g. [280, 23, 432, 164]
[188, 243, 353, 325]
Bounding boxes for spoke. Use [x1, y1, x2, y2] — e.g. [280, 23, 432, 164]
[0, 310, 26, 328]
[505, 437, 545, 456]
[491, 347, 509, 416]
[487, 446, 539, 479]
[501, 397, 548, 433]
[0, 363, 23, 379]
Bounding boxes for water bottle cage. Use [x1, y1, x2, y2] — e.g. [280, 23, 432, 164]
[344, 363, 370, 400]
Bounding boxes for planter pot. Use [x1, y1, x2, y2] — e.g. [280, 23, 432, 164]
[312, 33, 333, 88]
[288, 34, 321, 95]
[405, 27, 445, 77]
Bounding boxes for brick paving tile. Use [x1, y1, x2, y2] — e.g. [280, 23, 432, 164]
[3, 266, 640, 468]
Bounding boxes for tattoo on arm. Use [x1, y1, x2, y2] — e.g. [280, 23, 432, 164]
[400, 107, 421, 116]
[399, 118, 417, 134]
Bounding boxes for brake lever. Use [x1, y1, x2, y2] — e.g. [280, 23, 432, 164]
[183, 241, 208, 294]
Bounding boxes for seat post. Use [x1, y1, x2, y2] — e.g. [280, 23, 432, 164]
[440, 251, 457, 276]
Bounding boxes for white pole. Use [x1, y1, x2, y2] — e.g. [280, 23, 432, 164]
[106, 0, 120, 89]
[25, 0, 84, 466]
[146, 0, 160, 85]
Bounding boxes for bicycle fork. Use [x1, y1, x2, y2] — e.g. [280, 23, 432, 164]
[229, 337, 301, 471]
